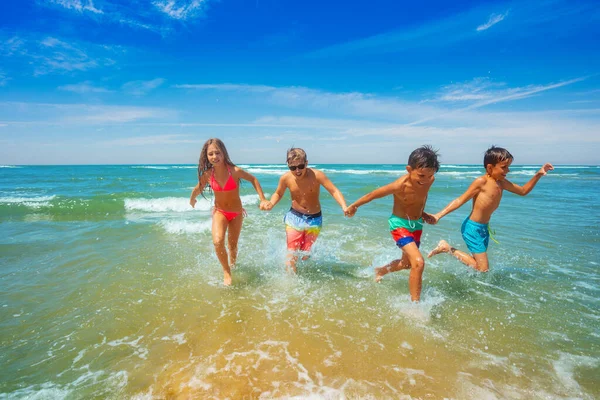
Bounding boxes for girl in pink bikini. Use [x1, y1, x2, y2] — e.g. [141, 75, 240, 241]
[189, 138, 269, 286]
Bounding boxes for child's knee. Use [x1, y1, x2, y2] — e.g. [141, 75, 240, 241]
[410, 256, 425, 272]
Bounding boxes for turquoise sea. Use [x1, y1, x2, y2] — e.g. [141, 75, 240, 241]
[1, 164, 599, 399]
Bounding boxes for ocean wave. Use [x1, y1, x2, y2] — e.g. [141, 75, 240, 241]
[161, 220, 212, 234]
[0, 165, 22, 168]
[124, 195, 260, 213]
[0, 195, 56, 209]
[131, 166, 172, 170]
[125, 197, 208, 213]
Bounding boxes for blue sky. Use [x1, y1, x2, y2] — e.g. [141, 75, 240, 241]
[1, 0, 599, 165]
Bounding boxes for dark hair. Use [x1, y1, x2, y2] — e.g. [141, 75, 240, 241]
[483, 146, 513, 167]
[408, 145, 440, 172]
[197, 138, 235, 195]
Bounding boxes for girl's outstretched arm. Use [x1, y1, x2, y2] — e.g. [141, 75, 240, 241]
[236, 167, 269, 206]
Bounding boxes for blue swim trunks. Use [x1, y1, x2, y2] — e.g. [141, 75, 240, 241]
[461, 217, 489, 254]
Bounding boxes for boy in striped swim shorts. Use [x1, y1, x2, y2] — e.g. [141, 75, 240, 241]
[345, 146, 440, 302]
[262, 148, 348, 273]
[427, 146, 553, 272]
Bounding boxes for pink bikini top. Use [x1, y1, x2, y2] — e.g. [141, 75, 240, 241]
[210, 166, 237, 192]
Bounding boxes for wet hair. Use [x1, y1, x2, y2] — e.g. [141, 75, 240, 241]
[407, 145, 440, 172]
[483, 146, 513, 167]
[197, 138, 235, 195]
[286, 147, 307, 164]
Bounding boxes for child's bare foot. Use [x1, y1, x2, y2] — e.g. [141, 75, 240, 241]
[223, 272, 232, 286]
[374, 266, 387, 283]
[428, 240, 451, 258]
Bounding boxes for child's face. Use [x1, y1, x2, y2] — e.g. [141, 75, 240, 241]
[406, 166, 436, 187]
[488, 159, 512, 181]
[206, 143, 223, 166]
[288, 158, 307, 178]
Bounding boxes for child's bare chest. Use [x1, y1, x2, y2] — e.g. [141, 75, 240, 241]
[289, 179, 319, 196]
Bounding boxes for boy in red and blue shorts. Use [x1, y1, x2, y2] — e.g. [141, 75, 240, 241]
[346, 146, 440, 302]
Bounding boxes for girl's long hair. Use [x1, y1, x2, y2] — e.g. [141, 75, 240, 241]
[198, 138, 236, 195]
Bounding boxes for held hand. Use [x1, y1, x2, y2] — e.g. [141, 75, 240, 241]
[190, 197, 197, 208]
[260, 200, 273, 211]
[539, 163, 554, 175]
[344, 205, 357, 217]
[422, 212, 438, 225]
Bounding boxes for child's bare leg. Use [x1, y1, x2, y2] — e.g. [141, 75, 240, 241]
[212, 213, 232, 285]
[403, 243, 425, 302]
[286, 252, 298, 274]
[375, 253, 410, 282]
[428, 240, 486, 271]
[227, 214, 244, 269]
[472, 252, 489, 272]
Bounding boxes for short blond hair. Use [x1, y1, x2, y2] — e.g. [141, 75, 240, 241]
[286, 148, 307, 164]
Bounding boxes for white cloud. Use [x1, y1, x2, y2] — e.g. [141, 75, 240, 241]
[174, 83, 277, 92]
[0, 71, 8, 87]
[0, 102, 174, 124]
[410, 76, 587, 125]
[122, 78, 165, 96]
[0, 37, 26, 56]
[1, 35, 119, 76]
[47, 0, 103, 14]
[101, 134, 203, 146]
[153, 0, 207, 20]
[476, 11, 509, 31]
[58, 81, 112, 93]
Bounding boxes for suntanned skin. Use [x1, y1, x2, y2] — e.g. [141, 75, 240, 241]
[427, 160, 554, 272]
[345, 166, 437, 302]
[190, 143, 269, 286]
[262, 158, 347, 272]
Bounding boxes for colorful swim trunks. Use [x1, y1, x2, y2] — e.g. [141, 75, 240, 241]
[389, 215, 423, 248]
[284, 208, 323, 252]
[461, 217, 489, 254]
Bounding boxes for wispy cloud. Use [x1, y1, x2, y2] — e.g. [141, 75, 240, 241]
[0, 102, 174, 124]
[0, 36, 26, 56]
[122, 78, 165, 96]
[434, 78, 505, 101]
[0, 70, 9, 86]
[102, 134, 202, 146]
[153, 0, 208, 20]
[409, 77, 587, 125]
[35, 37, 115, 75]
[47, 0, 103, 14]
[58, 81, 112, 93]
[476, 10, 509, 31]
[174, 83, 277, 92]
[1, 35, 120, 76]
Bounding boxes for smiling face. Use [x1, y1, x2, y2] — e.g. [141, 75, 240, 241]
[487, 159, 512, 181]
[288, 158, 307, 178]
[206, 143, 223, 166]
[406, 166, 435, 188]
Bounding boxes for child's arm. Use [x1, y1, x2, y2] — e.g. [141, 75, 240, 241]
[190, 173, 208, 208]
[316, 171, 347, 212]
[236, 168, 269, 208]
[433, 177, 485, 222]
[500, 163, 553, 196]
[345, 181, 399, 217]
[264, 175, 288, 211]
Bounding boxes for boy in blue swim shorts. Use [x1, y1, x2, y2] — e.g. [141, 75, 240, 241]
[345, 146, 440, 302]
[428, 146, 553, 272]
